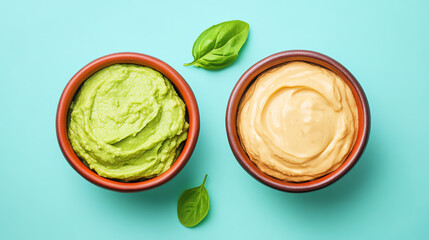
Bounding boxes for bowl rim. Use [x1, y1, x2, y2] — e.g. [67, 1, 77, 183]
[226, 50, 370, 192]
[56, 52, 200, 192]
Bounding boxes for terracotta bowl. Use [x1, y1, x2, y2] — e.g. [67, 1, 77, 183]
[56, 52, 200, 192]
[226, 50, 370, 192]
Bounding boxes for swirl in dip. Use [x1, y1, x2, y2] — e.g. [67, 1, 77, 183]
[237, 61, 358, 182]
[68, 64, 188, 181]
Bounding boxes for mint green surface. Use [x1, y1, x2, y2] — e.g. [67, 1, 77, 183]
[1, 0, 428, 239]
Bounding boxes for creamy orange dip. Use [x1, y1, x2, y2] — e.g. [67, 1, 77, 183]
[237, 61, 358, 182]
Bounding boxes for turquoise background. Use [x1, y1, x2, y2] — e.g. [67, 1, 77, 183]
[1, 0, 428, 239]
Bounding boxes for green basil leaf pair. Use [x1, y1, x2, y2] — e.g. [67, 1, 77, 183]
[177, 20, 249, 228]
[184, 20, 249, 70]
[177, 175, 209, 227]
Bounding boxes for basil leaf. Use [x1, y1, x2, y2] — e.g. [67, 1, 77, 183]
[177, 175, 209, 227]
[184, 20, 249, 70]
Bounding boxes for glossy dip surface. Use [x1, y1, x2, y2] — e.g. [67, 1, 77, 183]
[68, 64, 188, 181]
[237, 61, 358, 182]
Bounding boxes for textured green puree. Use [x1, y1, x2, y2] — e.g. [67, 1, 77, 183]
[68, 64, 188, 181]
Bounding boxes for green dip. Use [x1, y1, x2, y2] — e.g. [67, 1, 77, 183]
[68, 64, 189, 181]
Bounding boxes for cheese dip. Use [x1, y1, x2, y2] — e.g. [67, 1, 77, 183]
[237, 61, 358, 182]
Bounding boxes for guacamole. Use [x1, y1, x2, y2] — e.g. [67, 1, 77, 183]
[68, 64, 188, 181]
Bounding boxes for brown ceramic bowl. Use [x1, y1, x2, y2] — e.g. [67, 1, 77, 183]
[57, 52, 200, 192]
[226, 50, 370, 192]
